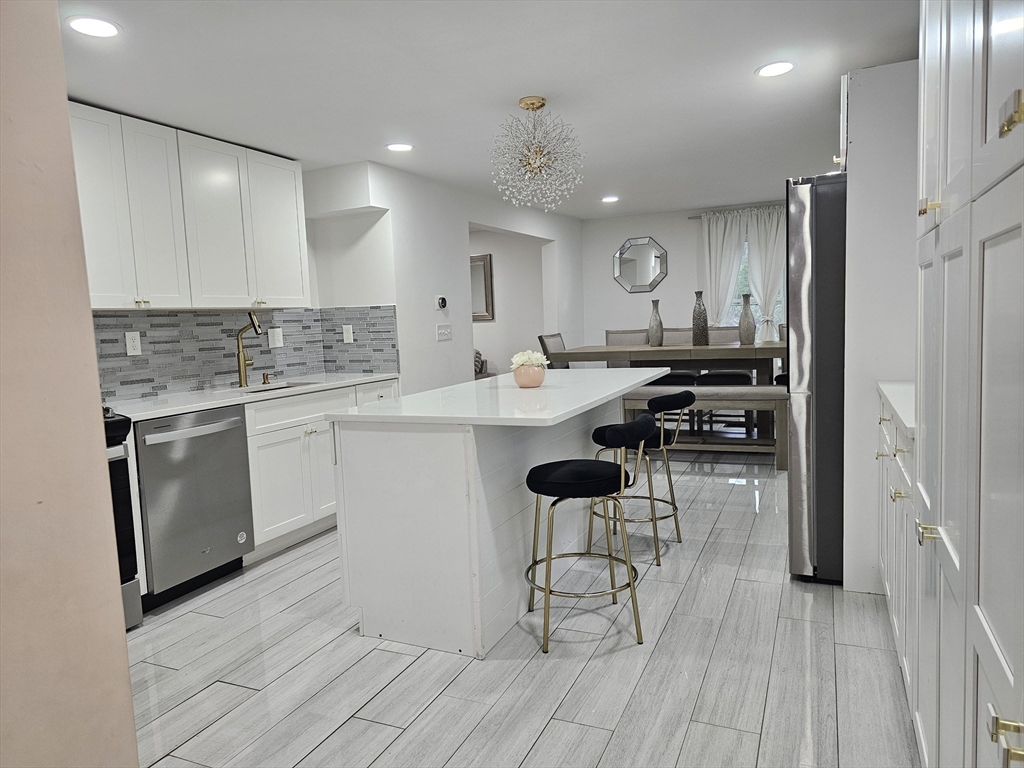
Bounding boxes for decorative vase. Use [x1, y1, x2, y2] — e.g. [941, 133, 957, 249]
[513, 365, 545, 388]
[739, 294, 756, 345]
[692, 291, 709, 346]
[648, 299, 664, 347]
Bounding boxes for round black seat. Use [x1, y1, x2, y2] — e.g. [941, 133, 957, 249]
[775, 372, 789, 386]
[696, 371, 753, 385]
[526, 459, 626, 499]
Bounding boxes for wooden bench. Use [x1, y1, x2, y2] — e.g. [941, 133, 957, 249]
[621, 384, 789, 470]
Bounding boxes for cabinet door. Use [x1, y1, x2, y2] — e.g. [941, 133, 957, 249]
[939, 0, 976, 218]
[178, 131, 257, 308]
[121, 116, 191, 308]
[356, 379, 399, 405]
[246, 150, 310, 308]
[919, 0, 945, 237]
[879, 424, 891, 594]
[904, 497, 921, 720]
[966, 169, 1023, 768]
[971, 0, 1024, 197]
[68, 103, 137, 308]
[247, 424, 313, 544]
[308, 420, 339, 521]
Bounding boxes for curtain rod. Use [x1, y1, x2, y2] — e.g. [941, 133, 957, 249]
[687, 200, 785, 220]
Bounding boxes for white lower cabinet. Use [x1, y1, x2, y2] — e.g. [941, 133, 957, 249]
[355, 379, 399, 405]
[248, 423, 316, 544]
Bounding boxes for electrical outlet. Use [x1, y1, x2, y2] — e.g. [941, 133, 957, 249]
[125, 332, 142, 356]
[436, 323, 452, 342]
[343, 325, 354, 343]
[267, 327, 284, 349]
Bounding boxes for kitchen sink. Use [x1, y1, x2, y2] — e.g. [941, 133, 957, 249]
[247, 381, 315, 392]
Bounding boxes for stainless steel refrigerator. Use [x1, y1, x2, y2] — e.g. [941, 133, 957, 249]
[785, 172, 846, 583]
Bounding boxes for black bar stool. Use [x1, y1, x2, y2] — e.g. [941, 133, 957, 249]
[524, 413, 657, 653]
[588, 390, 696, 565]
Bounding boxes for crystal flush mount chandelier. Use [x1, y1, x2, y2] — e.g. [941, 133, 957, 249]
[491, 96, 584, 212]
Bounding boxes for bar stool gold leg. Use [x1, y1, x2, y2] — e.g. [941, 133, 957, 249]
[542, 500, 557, 653]
[528, 495, 543, 612]
[585, 497, 596, 554]
[643, 452, 661, 566]
[662, 446, 682, 542]
[612, 497, 643, 645]
[601, 498, 618, 605]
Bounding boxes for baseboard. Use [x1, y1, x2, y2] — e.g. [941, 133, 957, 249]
[244, 516, 337, 565]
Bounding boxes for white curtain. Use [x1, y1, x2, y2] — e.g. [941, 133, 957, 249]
[701, 210, 747, 325]
[746, 205, 787, 340]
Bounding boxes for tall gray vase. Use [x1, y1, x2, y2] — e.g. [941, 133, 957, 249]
[648, 299, 664, 347]
[739, 293, 756, 345]
[692, 291, 709, 346]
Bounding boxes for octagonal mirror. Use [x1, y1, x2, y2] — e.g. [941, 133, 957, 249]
[614, 236, 667, 293]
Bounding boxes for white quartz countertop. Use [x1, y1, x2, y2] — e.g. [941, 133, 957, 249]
[877, 381, 916, 437]
[108, 372, 399, 422]
[326, 368, 670, 427]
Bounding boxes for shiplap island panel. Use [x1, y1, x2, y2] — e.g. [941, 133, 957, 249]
[327, 368, 669, 657]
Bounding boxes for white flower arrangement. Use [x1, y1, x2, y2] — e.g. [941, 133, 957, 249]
[510, 350, 549, 370]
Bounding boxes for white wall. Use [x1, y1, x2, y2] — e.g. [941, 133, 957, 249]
[843, 60, 919, 593]
[308, 209, 396, 308]
[469, 229, 547, 372]
[581, 212, 704, 344]
[304, 162, 583, 395]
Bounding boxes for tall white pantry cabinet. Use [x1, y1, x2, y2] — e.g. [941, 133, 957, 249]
[890, 2, 1023, 767]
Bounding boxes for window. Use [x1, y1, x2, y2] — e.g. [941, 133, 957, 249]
[722, 242, 785, 331]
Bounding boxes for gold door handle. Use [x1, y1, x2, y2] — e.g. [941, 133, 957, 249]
[990, 704, 1024, 742]
[916, 519, 940, 546]
[876, 452, 889, 460]
[890, 487, 909, 502]
[918, 197, 942, 216]
[999, 88, 1023, 138]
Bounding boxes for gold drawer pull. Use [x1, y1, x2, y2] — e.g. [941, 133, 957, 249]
[990, 704, 1024, 742]
[894, 447, 907, 456]
[916, 519, 940, 546]
[999, 736, 1024, 768]
[890, 487, 909, 502]
[999, 89, 1023, 138]
[918, 198, 942, 216]
[876, 451, 889, 460]
[879, 416, 891, 424]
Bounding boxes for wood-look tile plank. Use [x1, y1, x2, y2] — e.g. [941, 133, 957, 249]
[554, 579, 684, 731]
[446, 629, 602, 768]
[136, 682, 255, 767]
[835, 644, 920, 768]
[691, 580, 781, 733]
[779, 578, 834, 624]
[173, 630, 380, 767]
[131, 661, 177, 698]
[675, 722, 760, 768]
[295, 718, 401, 768]
[832, 589, 896, 650]
[127, 612, 221, 666]
[375, 641, 426, 657]
[355, 649, 470, 728]
[521, 720, 611, 768]
[369, 695, 488, 768]
[150, 756, 207, 768]
[598, 614, 719, 768]
[736, 541, 788, 584]
[222, 649, 414, 768]
[219, 618, 348, 690]
[757, 618, 837, 768]
[644, 533, 708, 585]
[280, 579, 360, 630]
[673, 529, 748, 620]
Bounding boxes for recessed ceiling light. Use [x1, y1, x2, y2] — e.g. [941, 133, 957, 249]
[992, 16, 1023, 34]
[385, 143, 413, 152]
[756, 61, 795, 77]
[67, 16, 120, 37]
[602, 196, 619, 203]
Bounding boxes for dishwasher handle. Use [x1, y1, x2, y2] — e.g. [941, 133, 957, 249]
[143, 417, 243, 446]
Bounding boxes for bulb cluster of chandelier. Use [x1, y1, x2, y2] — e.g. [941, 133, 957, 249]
[490, 98, 584, 212]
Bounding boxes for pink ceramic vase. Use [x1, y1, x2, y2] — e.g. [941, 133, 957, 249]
[513, 365, 546, 388]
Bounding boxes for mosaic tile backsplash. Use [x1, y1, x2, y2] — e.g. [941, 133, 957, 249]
[94, 305, 399, 402]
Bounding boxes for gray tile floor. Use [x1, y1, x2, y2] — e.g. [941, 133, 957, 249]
[128, 451, 920, 768]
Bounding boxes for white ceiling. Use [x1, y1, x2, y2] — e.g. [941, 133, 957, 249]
[58, 0, 918, 220]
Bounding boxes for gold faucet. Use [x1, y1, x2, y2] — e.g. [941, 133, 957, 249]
[236, 311, 263, 387]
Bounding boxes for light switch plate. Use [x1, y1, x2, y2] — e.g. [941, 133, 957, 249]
[436, 323, 452, 342]
[343, 325, 354, 343]
[125, 332, 142, 356]
[267, 327, 284, 349]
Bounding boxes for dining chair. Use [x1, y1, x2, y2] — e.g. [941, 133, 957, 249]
[537, 333, 569, 369]
[605, 329, 648, 368]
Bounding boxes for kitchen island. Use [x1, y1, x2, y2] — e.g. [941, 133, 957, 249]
[326, 367, 668, 657]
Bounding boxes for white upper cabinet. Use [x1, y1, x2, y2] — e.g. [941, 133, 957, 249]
[121, 116, 191, 308]
[938, 0, 975, 218]
[177, 131, 257, 308]
[919, 0, 944, 236]
[971, 0, 1024, 196]
[246, 150, 310, 307]
[68, 103, 137, 308]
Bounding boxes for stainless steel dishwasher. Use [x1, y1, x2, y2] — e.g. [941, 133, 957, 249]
[136, 405, 254, 596]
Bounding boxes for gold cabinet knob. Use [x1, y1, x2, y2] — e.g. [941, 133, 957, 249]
[998, 88, 1023, 138]
[916, 519, 940, 546]
[833, 155, 843, 165]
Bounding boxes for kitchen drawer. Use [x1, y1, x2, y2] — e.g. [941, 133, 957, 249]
[355, 379, 399, 406]
[894, 424, 915, 488]
[879, 399, 896, 446]
[246, 387, 356, 435]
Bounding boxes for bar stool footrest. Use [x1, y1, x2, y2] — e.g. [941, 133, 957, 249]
[592, 495, 678, 523]
[524, 552, 639, 599]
